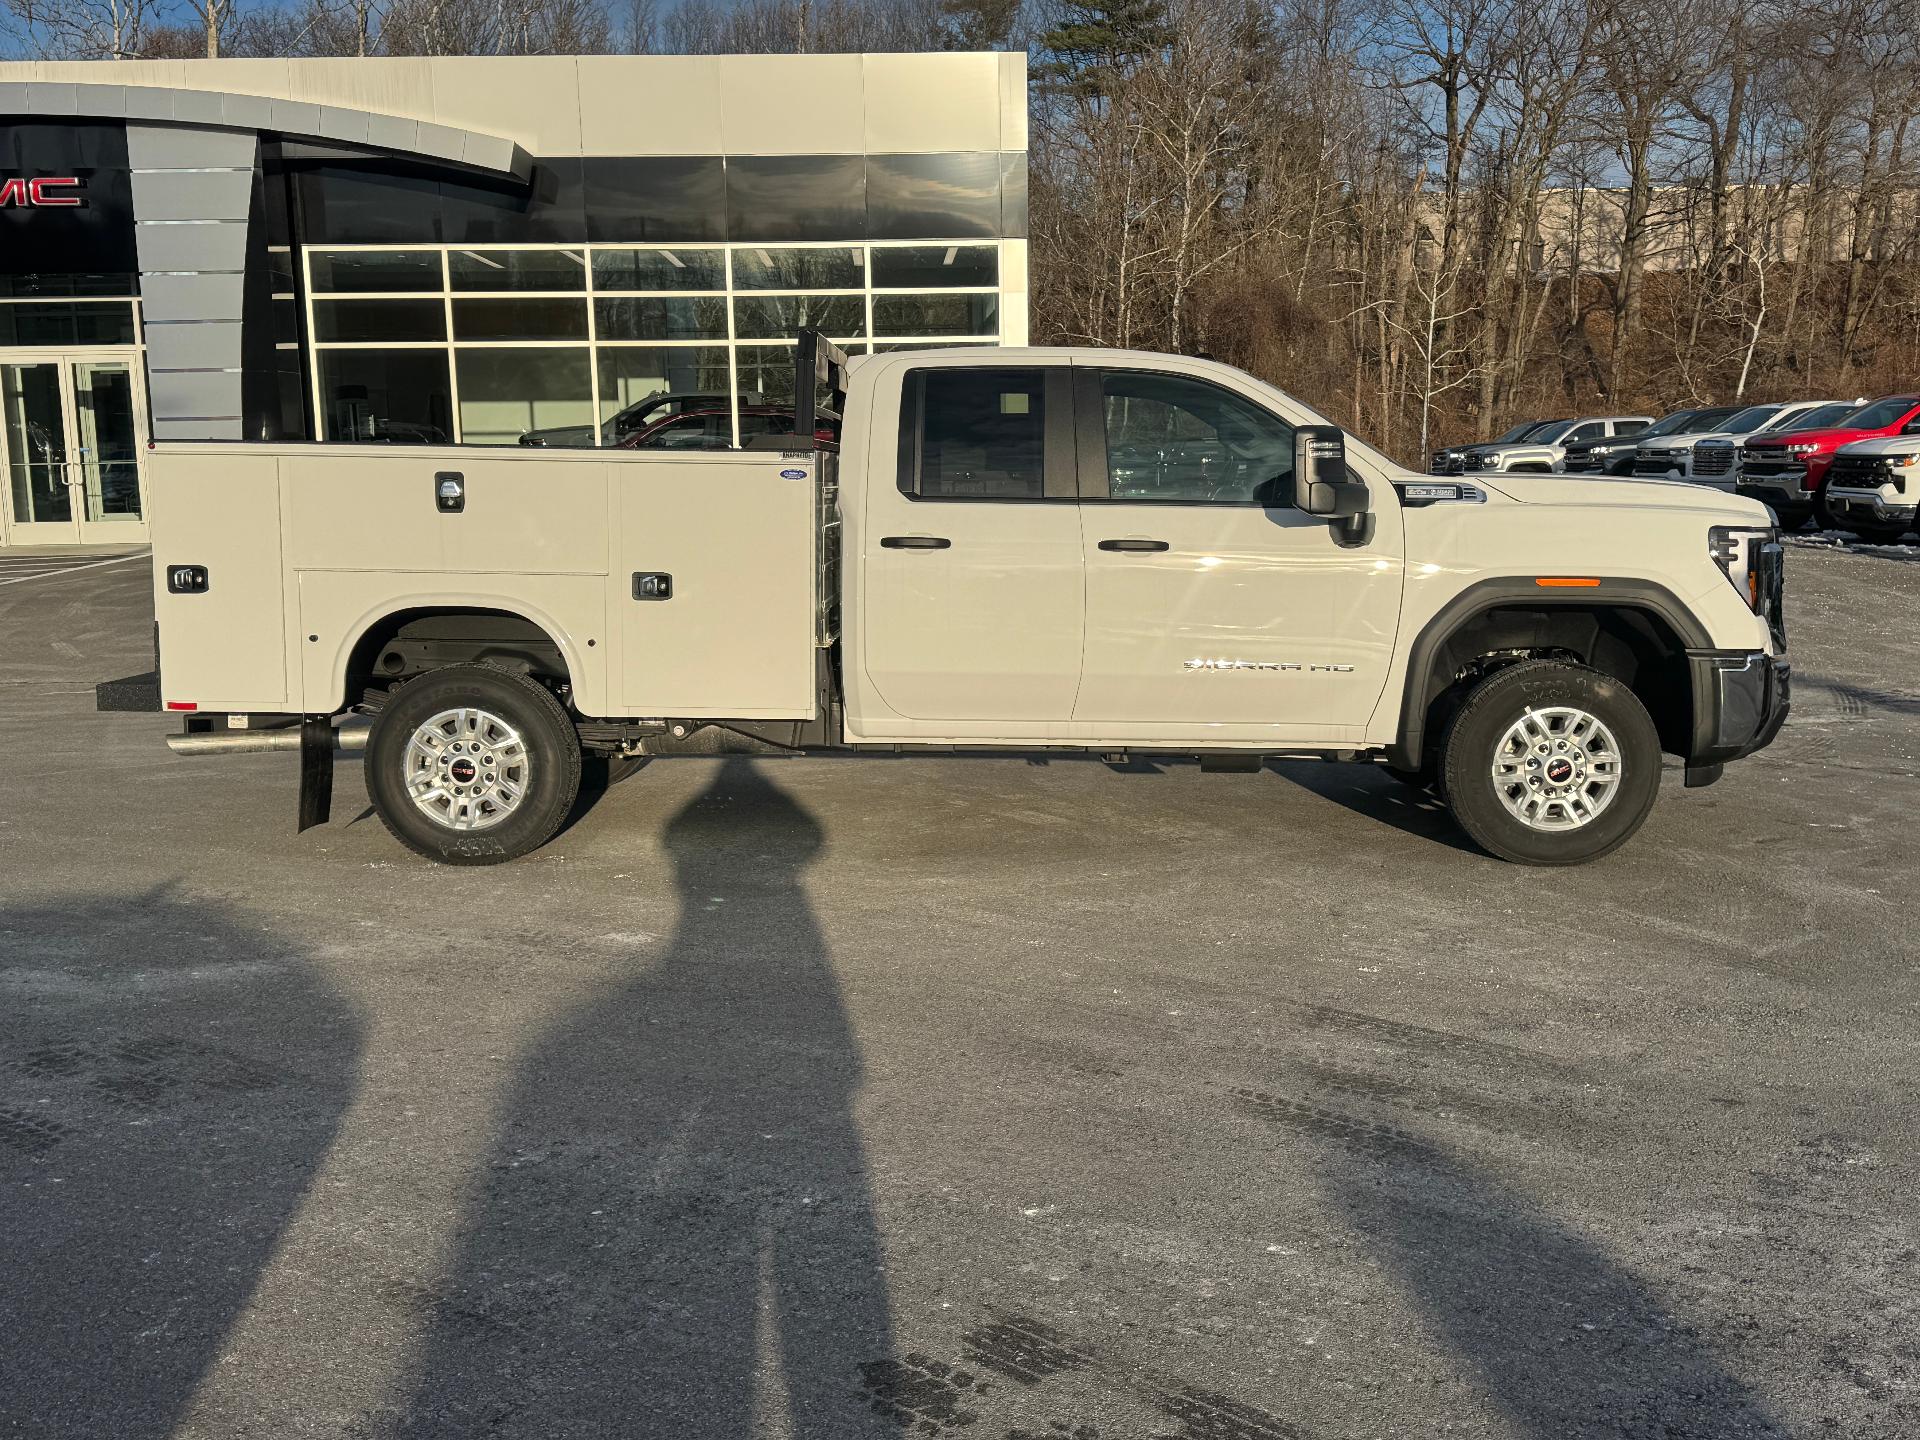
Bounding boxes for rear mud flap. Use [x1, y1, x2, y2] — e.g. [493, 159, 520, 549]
[298, 718, 335, 832]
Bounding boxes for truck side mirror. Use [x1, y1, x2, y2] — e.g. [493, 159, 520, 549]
[1903, 418, 1920, 435]
[1292, 425, 1373, 546]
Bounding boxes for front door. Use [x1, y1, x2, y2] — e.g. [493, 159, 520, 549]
[858, 364, 1085, 734]
[0, 355, 149, 546]
[1071, 365, 1405, 742]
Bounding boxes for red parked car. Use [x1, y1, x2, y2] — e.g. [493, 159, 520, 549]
[1738, 394, 1920, 526]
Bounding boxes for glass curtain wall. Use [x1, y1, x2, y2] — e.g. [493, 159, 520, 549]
[305, 241, 1001, 447]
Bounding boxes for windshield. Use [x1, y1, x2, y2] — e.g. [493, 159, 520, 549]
[1641, 410, 1700, 437]
[1839, 397, 1918, 429]
[1677, 406, 1745, 432]
[1719, 405, 1781, 433]
[1780, 403, 1856, 432]
[1493, 422, 1539, 443]
[1523, 420, 1575, 444]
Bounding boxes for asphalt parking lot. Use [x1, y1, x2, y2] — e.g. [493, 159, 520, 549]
[2, 542, 1915, 1440]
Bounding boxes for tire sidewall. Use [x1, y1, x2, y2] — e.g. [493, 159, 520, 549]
[1443, 662, 1662, 866]
[367, 665, 581, 864]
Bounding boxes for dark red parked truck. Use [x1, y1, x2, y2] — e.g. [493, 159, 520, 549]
[1738, 395, 1920, 526]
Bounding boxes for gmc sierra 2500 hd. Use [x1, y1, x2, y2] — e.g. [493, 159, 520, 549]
[100, 335, 1789, 867]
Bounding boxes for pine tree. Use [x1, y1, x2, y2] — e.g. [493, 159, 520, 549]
[939, 0, 1020, 49]
[1036, 0, 1173, 97]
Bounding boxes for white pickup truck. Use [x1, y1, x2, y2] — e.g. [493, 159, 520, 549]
[99, 336, 1790, 867]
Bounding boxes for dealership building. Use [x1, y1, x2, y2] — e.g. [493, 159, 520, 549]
[0, 52, 1030, 547]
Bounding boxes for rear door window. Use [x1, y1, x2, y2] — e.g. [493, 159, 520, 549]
[900, 367, 1070, 500]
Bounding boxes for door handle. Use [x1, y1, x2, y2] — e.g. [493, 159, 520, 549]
[1098, 538, 1171, 552]
[880, 535, 951, 549]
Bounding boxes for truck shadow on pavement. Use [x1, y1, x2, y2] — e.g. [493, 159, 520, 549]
[1330, 1148, 1786, 1437]
[389, 757, 896, 1438]
[1266, 761, 1482, 855]
[0, 888, 365, 1440]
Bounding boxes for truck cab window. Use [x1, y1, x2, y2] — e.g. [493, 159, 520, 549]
[1095, 371, 1294, 505]
[910, 368, 1046, 499]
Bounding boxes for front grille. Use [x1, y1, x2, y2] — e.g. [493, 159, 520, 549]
[1463, 452, 1496, 471]
[1632, 452, 1673, 474]
[1826, 455, 1892, 490]
[1431, 450, 1465, 475]
[1563, 454, 1602, 472]
[1741, 450, 1799, 480]
[1694, 446, 1734, 476]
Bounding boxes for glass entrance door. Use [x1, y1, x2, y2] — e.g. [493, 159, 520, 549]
[1, 354, 148, 546]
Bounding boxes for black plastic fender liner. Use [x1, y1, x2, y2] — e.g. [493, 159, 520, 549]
[1388, 577, 1713, 769]
[297, 717, 335, 833]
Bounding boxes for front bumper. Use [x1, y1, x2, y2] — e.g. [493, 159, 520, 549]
[1737, 465, 1808, 497]
[1825, 488, 1917, 527]
[1686, 650, 1790, 780]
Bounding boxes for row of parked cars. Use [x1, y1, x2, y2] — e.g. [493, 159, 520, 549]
[1432, 397, 1920, 541]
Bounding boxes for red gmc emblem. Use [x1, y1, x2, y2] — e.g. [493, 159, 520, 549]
[0, 177, 87, 208]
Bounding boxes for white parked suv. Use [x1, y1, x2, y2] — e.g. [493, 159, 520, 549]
[1637, 400, 1849, 489]
[1464, 416, 1653, 474]
[1823, 432, 1920, 542]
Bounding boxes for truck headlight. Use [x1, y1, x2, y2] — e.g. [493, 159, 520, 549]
[1709, 525, 1777, 613]
[1784, 442, 1819, 454]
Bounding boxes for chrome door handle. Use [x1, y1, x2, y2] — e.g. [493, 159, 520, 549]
[880, 535, 951, 549]
[1098, 538, 1170, 552]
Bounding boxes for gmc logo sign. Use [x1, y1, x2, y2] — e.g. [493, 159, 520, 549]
[0, 177, 87, 208]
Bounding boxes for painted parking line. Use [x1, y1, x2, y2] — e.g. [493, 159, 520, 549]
[0, 550, 151, 587]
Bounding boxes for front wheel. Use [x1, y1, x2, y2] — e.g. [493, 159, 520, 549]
[366, 663, 582, 864]
[1440, 660, 1662, 865]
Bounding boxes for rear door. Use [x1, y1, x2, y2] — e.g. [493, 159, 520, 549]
[859, 364, 1084, 729]
[1070, 365, 1404, 739]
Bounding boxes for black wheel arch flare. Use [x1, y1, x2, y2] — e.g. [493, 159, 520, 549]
[1390, 577, 1714, 769]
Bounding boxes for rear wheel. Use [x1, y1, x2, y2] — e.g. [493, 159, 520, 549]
[366, 663, 581, 865]
[1440, 660, 1662, 865]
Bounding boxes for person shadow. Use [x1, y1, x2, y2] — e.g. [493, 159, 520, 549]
[392, 758, 896, 1438]
[0, 888, 363, 1438]
[1330, 1148, 1787, 1436]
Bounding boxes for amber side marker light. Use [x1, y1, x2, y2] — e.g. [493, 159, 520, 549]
[1535, 577, 1601, 587]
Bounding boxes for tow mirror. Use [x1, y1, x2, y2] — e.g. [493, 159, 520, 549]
[1292, 425, 1373, 546]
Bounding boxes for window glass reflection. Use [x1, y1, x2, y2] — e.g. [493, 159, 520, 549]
[452, 297, 588, 341]
[309, 250, 442, 293]
[312, 298, 446, 343]
[449, 249, 586, 292]
[733, 346, 800, 407]
[873, 294, 997, 337]
[596, 347, 733, 443]
[583, 157, 727, 243]
[867, 153, 1002, 240]
[0, 302, 138, 346]
[724, 157, 867, 242]
[593, 248, 725, 292]
[318, 349, 453, 443]
[594, 297, 727, 341]
[456, 347, 592, 445]
[732, 247, 864, 291]
[733, 295, 865, 339]
[870, 246, 996, 290]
